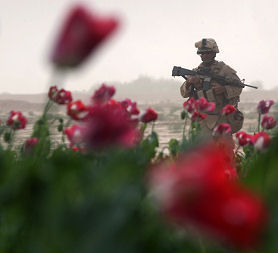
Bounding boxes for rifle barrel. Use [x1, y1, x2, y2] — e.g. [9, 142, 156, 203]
[243, 84, 258, 89]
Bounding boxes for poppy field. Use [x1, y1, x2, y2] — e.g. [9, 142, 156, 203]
[1, 4, 278, 253]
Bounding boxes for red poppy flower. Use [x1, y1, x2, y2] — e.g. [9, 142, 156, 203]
[235, 131, 252, 146]
[64, 124, 86, 147]
[141, 108, 158, 123]
[183, 97, 196, 113]
[24, 138, 38, 153]
[48, 86, 59, 100]
[67, 100, 89, 120]
[222, 104, 236, 116]
[252, 132, 271, 151]
[6, 111, 27, 130]
[149, 142, 267, 249]
[257, 100, 274, 114]
[91, 84, 116, 105]
[51, 5, 118, 68]
[191, 111, 207, 121]
[54, 88, 73, 105]
[195, 97, 216, 113]
[206, 102, 216, 112]
[261, 115, 276, 130]
[84, 103, 140, 149]
[72, 146, 86, 152]
[213, 123, 232, 136]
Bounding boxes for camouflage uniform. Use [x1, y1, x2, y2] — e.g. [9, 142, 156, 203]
[180, 38, 244, 136]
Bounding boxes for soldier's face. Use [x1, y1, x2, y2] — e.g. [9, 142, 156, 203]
[200, 52, 215, 62]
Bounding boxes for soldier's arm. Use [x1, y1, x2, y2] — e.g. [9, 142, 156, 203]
[180, 76, 201, 98]
[221, 64, 243, 99]
[180, 81, 192, 98]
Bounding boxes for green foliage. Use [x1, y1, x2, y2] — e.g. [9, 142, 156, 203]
[0, 98, 278, 253]
[180, 110, 187, 120]
[0, 131, 204, 253]
[3, 132, 11, 143]
[168, 138, 179, 157]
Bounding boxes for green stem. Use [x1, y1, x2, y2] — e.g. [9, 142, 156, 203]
[140, 123, 147, 138]
[42, 68, 66, 119]
[151, 121, 155, 133]
[7, 130, 15, 150]
[198, 237, 206, 253]
[257, 113, 261, 132]
[182, 118, 188, 140]
[42, 100, 54, 119]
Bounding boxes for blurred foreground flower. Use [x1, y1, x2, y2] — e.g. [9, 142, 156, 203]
[91, 84, 116, 105]
[6, 111, 27, 130]
[257, 100, 274, 114]
[149, 142, 267, 249]
[84, 103, 140, 149]
[51, 5, 119, 68]
[64, 124, 86, 147]
[24, 137, 38, 153]
[261, 115, 276, 130]
[121, 98, 140, 116]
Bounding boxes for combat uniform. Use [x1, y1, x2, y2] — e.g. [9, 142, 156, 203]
[180, 39, 244, 136]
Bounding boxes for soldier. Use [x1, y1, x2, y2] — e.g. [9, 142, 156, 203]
[180, 38, 244, 137]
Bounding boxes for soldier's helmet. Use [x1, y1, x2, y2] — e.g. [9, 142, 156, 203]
[195, 38, 219, 54]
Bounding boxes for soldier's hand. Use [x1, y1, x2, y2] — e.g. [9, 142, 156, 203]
[187, 75, 201, 85]
[212, 83, 226, 95]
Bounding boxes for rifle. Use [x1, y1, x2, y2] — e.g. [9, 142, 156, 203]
[172, 66, 258, 89]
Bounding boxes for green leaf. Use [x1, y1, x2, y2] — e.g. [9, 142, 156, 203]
[169, 138, 179, 157]
[181, 111, 187, 120]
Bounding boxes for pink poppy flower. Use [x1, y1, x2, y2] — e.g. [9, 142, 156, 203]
[261, 115, 276, 130]
[257, 100, 274, 114]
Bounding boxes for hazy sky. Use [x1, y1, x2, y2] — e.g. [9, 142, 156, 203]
[1, 0, 278, 93]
